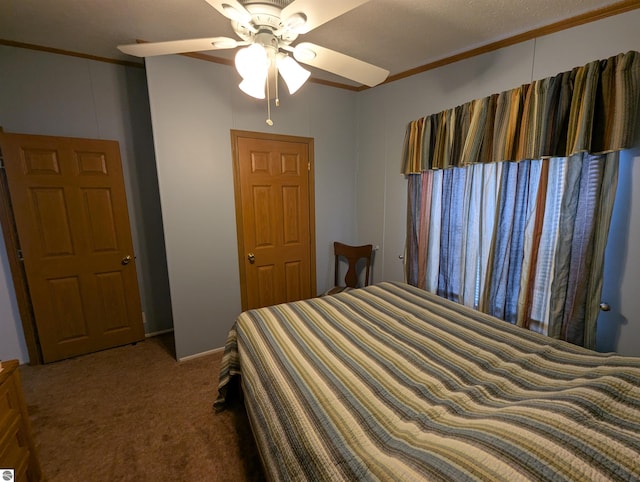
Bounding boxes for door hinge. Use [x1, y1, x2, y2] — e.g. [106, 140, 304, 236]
[307, 161, 310, 171]
[17, 249, 24, 261]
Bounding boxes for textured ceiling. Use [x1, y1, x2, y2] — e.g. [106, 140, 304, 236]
[0, 0, 634, 86]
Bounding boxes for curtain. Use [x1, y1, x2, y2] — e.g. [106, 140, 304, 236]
[407, 153, 618, 348]
[401, 51, 639, 173]
[402, 51, 637, 349]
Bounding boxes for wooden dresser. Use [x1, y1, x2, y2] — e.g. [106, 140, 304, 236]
[0, 360, 43, 481]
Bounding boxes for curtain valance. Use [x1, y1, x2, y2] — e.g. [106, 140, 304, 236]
[401, 51, 640, 174]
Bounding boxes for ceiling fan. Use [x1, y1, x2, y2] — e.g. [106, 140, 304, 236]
[118, 0, 390, 107]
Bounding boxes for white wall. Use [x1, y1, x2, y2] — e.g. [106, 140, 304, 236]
[357, 41, 537, 284]
[355, 9, 640, 355]
[0, 46, 172, 363]
[599, 148, 640, 356]
[3, 10, 638, 363]
[144, 54, 358, 359]
[0, 230, 28, 360]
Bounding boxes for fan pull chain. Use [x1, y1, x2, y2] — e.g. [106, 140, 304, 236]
[265, 70, 273, 126]
[275, 66, 280, 107]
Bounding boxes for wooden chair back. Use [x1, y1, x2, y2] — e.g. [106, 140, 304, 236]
[333, 242, 373, 289]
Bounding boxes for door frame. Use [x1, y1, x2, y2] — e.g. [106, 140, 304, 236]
[0, 129, 42, 364]
[230, 129, 317, 311]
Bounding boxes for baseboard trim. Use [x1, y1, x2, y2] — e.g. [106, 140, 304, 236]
[145, 328, 174, 338]
[178, 346, 224, 362]
[143, 328, 224, 361]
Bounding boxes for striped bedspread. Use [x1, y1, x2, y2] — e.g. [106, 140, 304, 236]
[215, 281, 640, 481]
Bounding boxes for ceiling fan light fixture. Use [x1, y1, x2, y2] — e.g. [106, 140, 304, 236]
[235, 43, 269, 80]
[239, 77, 266, 99]
[118, 0, 391, 96]
[277, 53, 310, 95]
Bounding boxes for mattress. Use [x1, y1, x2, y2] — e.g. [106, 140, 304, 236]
[215, 281, 640, 481]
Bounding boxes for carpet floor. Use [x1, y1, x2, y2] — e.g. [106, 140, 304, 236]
[18, 334, 265, 482]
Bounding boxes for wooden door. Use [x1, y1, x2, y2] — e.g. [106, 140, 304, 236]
[1, 132, 145, 362]
[232, 130, 316, 310]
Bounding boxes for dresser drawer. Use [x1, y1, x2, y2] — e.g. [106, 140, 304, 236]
[0, 374, 21, 429]
[0, 361, 43, 482]
[0, 413, 30, 474]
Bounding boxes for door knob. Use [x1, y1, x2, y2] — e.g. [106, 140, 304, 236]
[247, 253, 255, 264]
[599, 302, 611, 312]
[121, 255, 133, 265]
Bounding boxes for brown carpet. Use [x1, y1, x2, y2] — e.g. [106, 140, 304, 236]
[18, 334, 265, 482]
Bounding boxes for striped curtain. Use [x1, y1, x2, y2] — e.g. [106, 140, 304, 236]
[401, 51, 639, 173]
[403, 51, 638, 349]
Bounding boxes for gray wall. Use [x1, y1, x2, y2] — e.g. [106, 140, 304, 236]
[2, 9, 639, 363]
[354, 10, 640, 356]
[145, 54, 359, 359]
[0, 46, 172, 363]
[147, 9, 640, 360]
[599, 148, 640, 356]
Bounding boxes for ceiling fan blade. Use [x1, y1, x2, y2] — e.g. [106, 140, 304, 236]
[293, 42, 389, 87]
[118, 37, 243, 57]
[203, 0, 252, 23]
[281, 0, 370, 34]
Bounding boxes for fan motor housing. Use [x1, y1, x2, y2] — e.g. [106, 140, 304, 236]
[240, 0, 294, 8]
[232, 3, 299, 46]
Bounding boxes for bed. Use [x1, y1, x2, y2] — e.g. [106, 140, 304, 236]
[214, 281, 640, 481]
